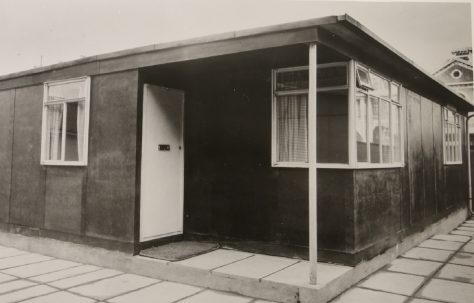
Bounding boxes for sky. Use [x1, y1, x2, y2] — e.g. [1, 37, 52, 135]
[0, 0, 472, 76]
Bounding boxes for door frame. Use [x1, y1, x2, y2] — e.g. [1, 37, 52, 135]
[138, 83, 185, 243]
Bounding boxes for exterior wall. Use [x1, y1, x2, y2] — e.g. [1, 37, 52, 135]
[0, 70, 139, 251]
[351, 86, 469, 264]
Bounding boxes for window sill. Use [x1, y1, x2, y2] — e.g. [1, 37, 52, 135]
[41, 161, 87, 166]
[444, 162, 463, 165]
[355, 163, 404, 169]
[272, 162, 405, 169]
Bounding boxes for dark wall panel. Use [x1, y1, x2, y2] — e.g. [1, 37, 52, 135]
[318, 170, 354, 252]
[421, 97, 435, 220]
[354, 169, 401, 251]
[432, 103, 445, 213]
[10, 85, 46, 227]
[86, 70, 138, 242]
[407, 91, 424, 225]
[45, 167, 85, 234]
[0, 90, 15, 223]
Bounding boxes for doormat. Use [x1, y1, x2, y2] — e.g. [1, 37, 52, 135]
[140, 241, 219, 261]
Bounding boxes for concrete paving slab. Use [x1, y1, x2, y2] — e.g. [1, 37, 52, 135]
[359, 271, 425, 296]
[262, 261, 351, 286]
[175, 249, 253, 270]
[449, 252, 474, 267]
[419, 278, 474, 303]
[20, 291, 95, 303]
[436, 263, 474, 284]
[0, 254, 52, 269]
[431, 234, 471, 243]
[108, 282, 203, 303]
[48, 268, 122, 289]
[409, 299, 442, 303]
[0, 280, 36, 294]
[457, 226, 474, 232]
[461, 243, 474, 254]
[2, 259, 79, 278]
[69, 273, 158, 300]
[253, 300, 278, 303]
[0, 273, 17, 284]
[30, 264, 100, 283]
[178, 290, 252, 303]
[0, 247, 26, 259]
[213, 254, 299, 279]
[109, 281, 202, 303]
[0, 285, 56, 303]
[418, 239, 464, 251]
[402, 247, 453, 262]
[331, 287, 407, 303]
[451, 230, 474, 236]
[387, 258, 443, 276]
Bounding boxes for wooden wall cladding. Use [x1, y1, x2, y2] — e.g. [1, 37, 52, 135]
[0, 90, 15, 223]
[10, 85, 46, 228]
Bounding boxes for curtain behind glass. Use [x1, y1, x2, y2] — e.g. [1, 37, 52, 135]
[276, 94, 308, 162]
[45, 104, 63, 160]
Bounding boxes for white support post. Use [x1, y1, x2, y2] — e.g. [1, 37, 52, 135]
[308, 43, 318, 285]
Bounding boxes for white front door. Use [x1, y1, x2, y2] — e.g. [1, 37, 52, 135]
[140, 84, 184, 242]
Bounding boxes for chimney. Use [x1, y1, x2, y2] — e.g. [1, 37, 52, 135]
[451, 47, 472, 63]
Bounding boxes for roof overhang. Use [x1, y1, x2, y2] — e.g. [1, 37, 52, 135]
[0, 14, 472, 111]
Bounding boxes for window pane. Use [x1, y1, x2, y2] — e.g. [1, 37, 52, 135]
[317, 90, 349, 163]
[64, 102, 85, 161]
[356, 93, 368, 162]
[370, 73, 390, 99]
[381, 100, 391, 163]
[44, 104, 63, 161]
[391, 83, 399, 102]
[276, 94, 308, 162]
[392, 105, 401, 162]
[48, 81, 85, 101]
[317, 65, 347, 88]
[276, 69, 308, 91]
[369, 96, 380, 163]
[356, 67, 371, 88]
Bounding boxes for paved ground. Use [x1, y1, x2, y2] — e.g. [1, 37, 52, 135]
[0, 219, 472, 303]
[0, 249, 275, 303]
[331, 218, 474, 303]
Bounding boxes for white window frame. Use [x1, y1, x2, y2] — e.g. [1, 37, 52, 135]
[271, 62, 349, 168]
[271, 61, 405, 170]
[353, 62, 404, 169]
[443, 107, 463, 165]
[41, 76, 91, 166]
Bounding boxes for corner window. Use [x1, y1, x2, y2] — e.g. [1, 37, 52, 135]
[355, 66, 403, 166]
[443, 107, 462, 164]
[271, 63, 349, 167]
[41, 77, 90, 165]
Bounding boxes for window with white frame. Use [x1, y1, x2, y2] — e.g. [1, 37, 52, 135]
[443, 107, 462, 164]
[355, 64, 403, 166]
[41, 77, 90, 165]
[271, 63, 349, 167]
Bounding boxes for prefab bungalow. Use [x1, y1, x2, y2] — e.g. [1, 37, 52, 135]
[0, 15, 472, 274]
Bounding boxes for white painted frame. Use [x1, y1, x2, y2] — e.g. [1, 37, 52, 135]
[271, 62, 350, 168]
[443, 107, 463, 165]
[353, 62, 405, 169]
[41, 76, 91, 166]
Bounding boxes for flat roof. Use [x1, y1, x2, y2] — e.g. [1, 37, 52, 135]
[0, 14, 472, 111]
